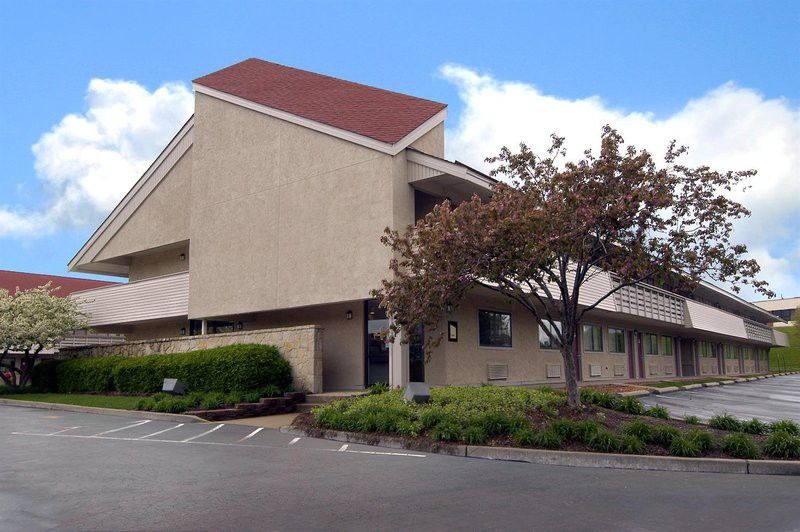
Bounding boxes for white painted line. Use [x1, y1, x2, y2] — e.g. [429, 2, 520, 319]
[93, 420, 151, 436]
[181, 424, 224, 442]
[138, 424, 184, 439]
[48, 426, 81, 436]
[288, 437, 301, 446]
[238, 427, 263, 442]
[342, 449, 427, 458]
[338, 444, 349, 452]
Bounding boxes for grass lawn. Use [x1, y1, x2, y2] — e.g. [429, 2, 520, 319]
[648, 377, 733, 388]
[0, 393, 143, 410]
[771, 327, 800, 372]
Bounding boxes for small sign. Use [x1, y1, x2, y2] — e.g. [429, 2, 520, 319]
[448, 321, 458, 342]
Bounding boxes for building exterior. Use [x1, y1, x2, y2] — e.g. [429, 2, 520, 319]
[753, 297, 799, 326]
[68, 58, 789, 392]
[0, 270, 123, 380]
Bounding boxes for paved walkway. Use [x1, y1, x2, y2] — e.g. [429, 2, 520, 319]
[641, 374, 800, 422]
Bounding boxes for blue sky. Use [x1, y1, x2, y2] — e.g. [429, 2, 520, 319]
[1, 0, 798, 299]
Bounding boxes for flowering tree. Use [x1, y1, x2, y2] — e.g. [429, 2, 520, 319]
[373, 126, 772, 406]
[0, 283, 88, 388]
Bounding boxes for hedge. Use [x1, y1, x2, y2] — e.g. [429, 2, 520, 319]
[33, 344, 292, 394]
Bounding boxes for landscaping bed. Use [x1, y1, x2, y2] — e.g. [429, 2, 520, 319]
[294, 386, 800, 460]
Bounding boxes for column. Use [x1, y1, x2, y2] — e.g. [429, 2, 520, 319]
[675, 337, 683, 377]
[389, 330, 409, 389]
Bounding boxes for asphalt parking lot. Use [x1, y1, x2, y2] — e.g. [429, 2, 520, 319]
[2, 405, 800, 531]
[641, 374, 800, 422]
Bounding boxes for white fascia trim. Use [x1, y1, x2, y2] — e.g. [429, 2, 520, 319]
[193, 83, 447, 156]
[406, 149, 494, 192]
[68, 117, 195, 273]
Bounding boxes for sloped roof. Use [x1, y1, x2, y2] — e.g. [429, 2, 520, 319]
[0, 270, 118, 297]
[193, 58, 447, 145]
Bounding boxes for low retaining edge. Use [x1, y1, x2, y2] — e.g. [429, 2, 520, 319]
[0, 398, 205, 423]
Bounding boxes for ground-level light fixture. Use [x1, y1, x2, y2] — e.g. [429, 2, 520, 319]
[345, 310, 353, 320]
[236, 321, 244, 330]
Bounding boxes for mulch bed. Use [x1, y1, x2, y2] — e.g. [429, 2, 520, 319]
[292, 403, 775, 459]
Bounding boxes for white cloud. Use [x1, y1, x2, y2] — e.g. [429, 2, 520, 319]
[0, 78, 193, 237]
[441, 64, 800, 300]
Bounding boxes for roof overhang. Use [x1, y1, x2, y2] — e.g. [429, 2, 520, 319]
[68, 118, 195, 277]
[192, 83, 446, 156]
[694, 280, 782, 324]
[406, 148, 494, 202]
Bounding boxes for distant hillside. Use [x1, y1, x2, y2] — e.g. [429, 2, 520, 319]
[771, 327, 800, 371]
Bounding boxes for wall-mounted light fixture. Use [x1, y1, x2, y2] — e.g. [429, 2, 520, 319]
[236, 321, 243, 330]
[179, 253, 186, 261]
[345, 310, 353, 320]
[446, 303, 453, 313]
[179, 327, 186, 336]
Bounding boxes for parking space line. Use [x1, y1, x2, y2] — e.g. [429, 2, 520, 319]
[238, 427, 263, 442]
[338, 444, 348, 452]
[181, 424, 224, 442]
[93, 420, 151, 436]
[138, 424, 184, 439]
[48, 426, 81, 436]
[288, 437, 300, 445]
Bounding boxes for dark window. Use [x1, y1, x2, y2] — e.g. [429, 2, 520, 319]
[608, 327, 626, 353]
[582, 325, 603, 352]
[189, 319, 235, 335]
[478, 310, 512, 348]
[644, 333, 659, 355]
[538, 321, 561, 349]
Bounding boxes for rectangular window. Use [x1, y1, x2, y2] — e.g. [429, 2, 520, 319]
[538, 321, 561, 349]
[699, 341, 715, 358]
[662, 336, 673, 357]
[644, 333, 659, 355]
[743, 347, 753, 360]
[582, 324, 603, 352]
[724, 344, 737, 359]
[608, 327, 626, 353]
[478, 310, 512, 348]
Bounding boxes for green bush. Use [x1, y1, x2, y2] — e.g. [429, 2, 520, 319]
[463, 425, 488, 445]
[723, 433, 760, 459]
[649, 425, 681, 447]
[622, 420, 652, 441]
[573, 420, 600, 443]
[46, 344, 291, 394]
[670, 436, 701, 457]
[368, 382, 390, 395]
[708, 413, 743, 432]
[617, 396, 645, 415]
[620, 435, 645, 454]
[763, 431, 800, 459]
[479, 412, 523, 436]
[512, 427, 535, 446]
[646, 405, 670, 420]
[531, 428, 563, 449]
[587, 429, 619, 453]
[683, 415, 700, 425]
[769, 420, 800, 436]
[430, 420, 462, 442]
[741, 418, 768, 435]
[549, 419, 578, 440]
[419, 409, 445, 430]
[687, 429, 714, 453]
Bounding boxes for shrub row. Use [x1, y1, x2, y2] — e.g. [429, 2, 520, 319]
[708, 414, 800, 436]
[32, 344, 292, 394]
[135, 386, 283, 413]
[579, 388, 670, 419]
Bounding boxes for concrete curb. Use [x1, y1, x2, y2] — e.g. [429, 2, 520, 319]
[0, 398, 205, 423]
[283, 425, 800, 476]
[619, 390, 652, 397]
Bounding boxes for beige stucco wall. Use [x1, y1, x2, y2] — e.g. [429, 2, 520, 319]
[188, 93, 404, 318]
[128, 245, 190, 282]
[60, 325, 323, 393]
[95, 149, 192, 262]
[409, 123, 444, 157]
[244, 301, 365, 391]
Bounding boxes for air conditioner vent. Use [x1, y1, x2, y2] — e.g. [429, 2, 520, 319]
[589, 364, 602, 377]
[546, 364, 562, 378]
[487, 364, 509, 380]
[613, 364, 626, 377]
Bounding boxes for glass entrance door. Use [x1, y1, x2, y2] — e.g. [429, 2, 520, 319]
[365, 300, 390, 386]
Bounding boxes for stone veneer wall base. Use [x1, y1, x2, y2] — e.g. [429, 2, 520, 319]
[59, 325, 324, 393]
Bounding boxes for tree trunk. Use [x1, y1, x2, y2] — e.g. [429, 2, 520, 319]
[561, 339, 581, 407]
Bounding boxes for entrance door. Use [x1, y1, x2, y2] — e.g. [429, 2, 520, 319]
[680, 339, 696, 376]
[409, 324, 425, 382]
[365, 300, 390, 386]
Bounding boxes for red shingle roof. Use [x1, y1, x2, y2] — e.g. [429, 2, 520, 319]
[193, 58, 447, 145]
[0, 270, 118, 297]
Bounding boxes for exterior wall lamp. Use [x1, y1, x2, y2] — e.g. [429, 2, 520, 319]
[236, 321, 243, 330]
[179, 327, 186, 336]
[446, 303, 453, 313]
[179, 253, 186, 261]
[345, 310, 353, 320]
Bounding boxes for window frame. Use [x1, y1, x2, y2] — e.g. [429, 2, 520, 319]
[608, 327, 626, 354]
[477, 309, 513, 349]
[644, 333, 659, 356]
[581, 324, 604, 353]
[538, 320, 562, 350]
[661, 336, 674, 357]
